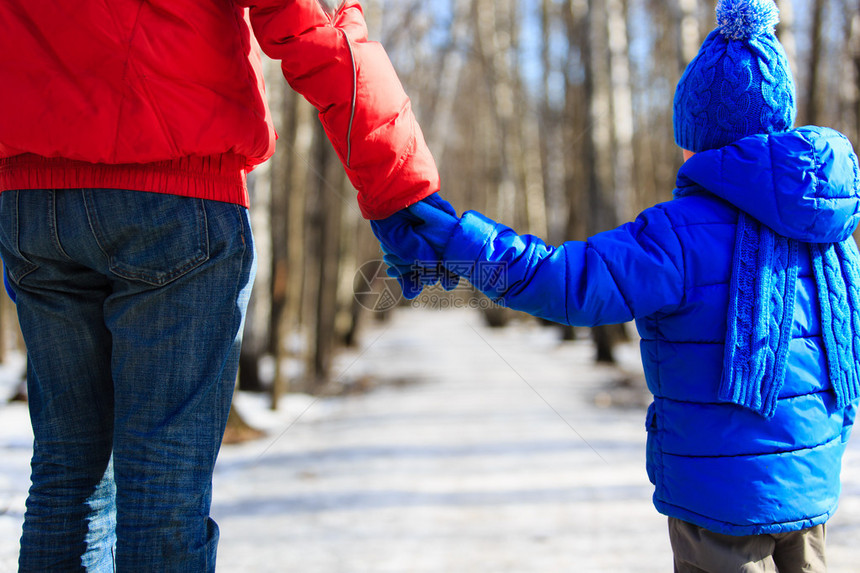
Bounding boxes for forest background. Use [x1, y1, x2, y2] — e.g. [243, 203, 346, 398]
[1, 0, 859, 425]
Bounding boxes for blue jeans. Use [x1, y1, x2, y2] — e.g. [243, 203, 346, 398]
[0, 189, 256, 572]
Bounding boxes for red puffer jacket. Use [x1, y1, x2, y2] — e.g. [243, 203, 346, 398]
[0, 0, 438, 219]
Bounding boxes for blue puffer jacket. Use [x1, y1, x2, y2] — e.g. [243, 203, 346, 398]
[443, 126, 860, 535]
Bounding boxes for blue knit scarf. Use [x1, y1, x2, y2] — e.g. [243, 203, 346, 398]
[721, 213, 860, 418]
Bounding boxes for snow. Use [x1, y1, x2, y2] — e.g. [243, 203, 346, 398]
[1, 307, 859, 571]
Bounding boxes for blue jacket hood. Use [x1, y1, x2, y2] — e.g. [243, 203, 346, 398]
[676, 126, 860, 243]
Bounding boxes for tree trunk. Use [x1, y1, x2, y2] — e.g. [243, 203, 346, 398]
[426, 0, 470, 166]
[472, 0, 531, 229]
[677, 0, 700, 70]
[238, 56, 283, 394]
[239, 162, 272, 393]
[585, 0, 614, 234]
[539, 0, 567, 244]
[774, 0, 797, 76]
[269, 93, 316, 406]
[845, 1, 860, 147]
[560, 0, 590, 341]
[606, 0, 634, 222]
[222, 406, 264, 445]
[585, 0, 626, 363]
[804, 0, 826, 126]
[307, 121, 344, 391]
[855, 8, 860, 145]
[562, 0, 589, 244]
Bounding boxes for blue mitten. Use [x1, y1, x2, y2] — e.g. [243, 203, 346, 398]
[381, 244, 459, 294]
[379, 243, 426, 299]
[397, 199, 460, 291]
[371, 193, 460, 298]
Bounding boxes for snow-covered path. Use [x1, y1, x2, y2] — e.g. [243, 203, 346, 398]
[2, 307, 859, 571]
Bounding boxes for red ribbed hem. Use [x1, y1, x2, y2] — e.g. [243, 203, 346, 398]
[0, 153, 250, 208]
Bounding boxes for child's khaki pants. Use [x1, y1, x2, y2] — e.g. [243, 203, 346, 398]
[669, 517, 826, 573]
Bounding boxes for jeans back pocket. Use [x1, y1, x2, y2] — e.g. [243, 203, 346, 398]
[83, 190, 210, 286]
[0, 190, 40, 284]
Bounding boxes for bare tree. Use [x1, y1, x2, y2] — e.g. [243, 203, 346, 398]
[774, 0, 798, 75]
[582, 0, 631, 362]
[607, 0, 635, 223]
[472, 0, 520, 225]
[805, 0, 827, 125]
[561, 0, 590, 248]
[538, 0, 569, 245]
[853, 4, 860, 144]
[677, 0, 701, 68]
[842, 0, 860, 146]
[239, 59, 278, 393]
[269, 90, 316, 407]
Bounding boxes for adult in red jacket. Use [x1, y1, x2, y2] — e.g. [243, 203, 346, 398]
[0, 1, 438, 570]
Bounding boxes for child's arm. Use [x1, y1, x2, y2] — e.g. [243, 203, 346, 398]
[444, 209, 686, 326]
[384, 200, 687, 326]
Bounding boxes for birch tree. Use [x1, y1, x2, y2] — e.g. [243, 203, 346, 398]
[842, 0, 860, 146]
[853, 4, 860, 144]
[606, 0, 635, 223]
[805, 0, 827, 125]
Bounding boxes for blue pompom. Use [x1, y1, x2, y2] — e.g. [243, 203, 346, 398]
[716, 0, 780, 40]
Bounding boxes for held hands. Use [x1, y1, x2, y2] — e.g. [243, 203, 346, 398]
[370, 193, 460, 299]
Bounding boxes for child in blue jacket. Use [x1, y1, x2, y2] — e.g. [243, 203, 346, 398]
[372, 0, 860, 571]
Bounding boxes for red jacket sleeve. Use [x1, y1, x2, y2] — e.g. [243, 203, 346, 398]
[237, 0, 439, 219]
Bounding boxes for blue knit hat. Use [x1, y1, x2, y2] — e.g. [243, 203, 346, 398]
[673, 0, 797, 152]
